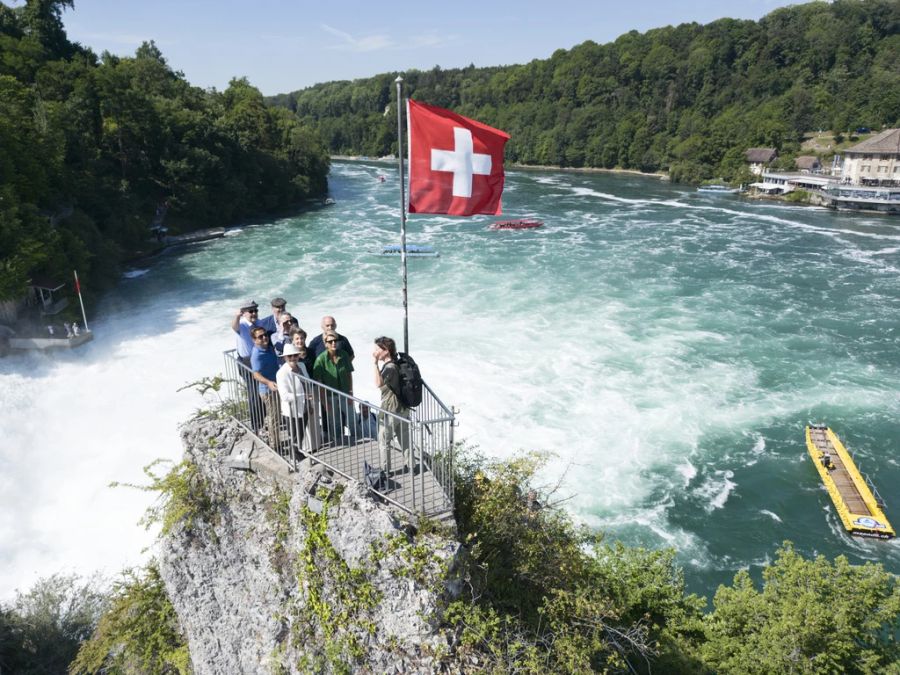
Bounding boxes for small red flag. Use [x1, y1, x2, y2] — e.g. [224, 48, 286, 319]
[407, 99, 510, 216]
[73, 272, 81, 295]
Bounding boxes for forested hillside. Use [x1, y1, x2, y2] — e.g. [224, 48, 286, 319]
[273, 0, 899, 183]
[0, 0, 329, 302]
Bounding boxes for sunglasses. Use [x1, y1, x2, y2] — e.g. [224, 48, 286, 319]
[325, 339, 337, 344]
[253, 334, 268, 340]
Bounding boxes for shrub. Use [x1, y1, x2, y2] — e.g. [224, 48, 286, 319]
[445, 449, 704, 673]
[69, 564, 190, 674]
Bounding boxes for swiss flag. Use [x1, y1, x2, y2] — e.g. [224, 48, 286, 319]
[407, 99, 510, 216]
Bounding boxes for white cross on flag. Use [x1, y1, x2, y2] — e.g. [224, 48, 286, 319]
[407, 99, 510, 216]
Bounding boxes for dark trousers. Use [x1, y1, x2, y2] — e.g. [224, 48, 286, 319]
[239, 357, 264, 432]
[323, 393, 360, 446]
[284, 413, 307, 463]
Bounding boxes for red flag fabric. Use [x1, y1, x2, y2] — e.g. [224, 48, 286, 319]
[73, 274, 80, 294]
[407, 99, 510, 216]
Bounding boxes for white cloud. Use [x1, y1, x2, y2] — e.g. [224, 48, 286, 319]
[321, 24, 394, 52]
[320, 24, 457, 53]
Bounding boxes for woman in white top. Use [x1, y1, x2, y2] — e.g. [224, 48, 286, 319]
[275, 343, 308, 462]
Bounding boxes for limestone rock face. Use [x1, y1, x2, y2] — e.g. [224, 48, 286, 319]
[158, 417, 462, 674]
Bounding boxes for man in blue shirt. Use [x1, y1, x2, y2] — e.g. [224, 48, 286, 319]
[231, 300, 263, 431]
[250, 326, 281, 450]
[231, 300, 260, 363]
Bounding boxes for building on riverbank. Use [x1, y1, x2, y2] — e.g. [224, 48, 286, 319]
[841, 128, 900, 187]
[748, 129, 900, 214]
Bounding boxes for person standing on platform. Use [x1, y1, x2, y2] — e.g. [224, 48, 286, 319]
[308, 316, 355, 361]
[289, 327, 322, 452]
[289, 328, 316, 375]
[250, 326, 280, 449]
[231, 301, 263, 431]
[276, 342, 308, 463]
[313, 330, 359, 445]
[273, 312, 297, 356]
[373, 336, 410, 476]
[259, 297, 288, 336]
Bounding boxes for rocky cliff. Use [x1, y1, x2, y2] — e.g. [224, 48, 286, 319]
[158, 417, 463, 674]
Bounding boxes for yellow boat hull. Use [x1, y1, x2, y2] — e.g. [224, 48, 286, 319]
[805, 425, 894, 540]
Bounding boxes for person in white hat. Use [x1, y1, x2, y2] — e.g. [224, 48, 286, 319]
[276, 342, 309, 462]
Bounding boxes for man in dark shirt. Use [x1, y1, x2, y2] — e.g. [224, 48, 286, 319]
[308, 315, 354, 361]
[259, 297, 288, 335]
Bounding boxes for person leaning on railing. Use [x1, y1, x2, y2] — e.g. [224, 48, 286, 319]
[373, 336, 411, 476]
[250, 325, 281, 449]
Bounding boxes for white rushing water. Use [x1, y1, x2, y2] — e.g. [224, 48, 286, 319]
[2, 161, 898, 599]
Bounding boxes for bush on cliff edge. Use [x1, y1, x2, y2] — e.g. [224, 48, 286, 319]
[445, 448, 900, 674]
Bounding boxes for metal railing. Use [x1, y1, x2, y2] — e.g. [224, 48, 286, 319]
[222, 349, 455, 518]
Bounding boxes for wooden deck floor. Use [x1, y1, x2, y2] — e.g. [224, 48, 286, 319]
[808, 427, 871, 515]
[305, 437, 453, 519]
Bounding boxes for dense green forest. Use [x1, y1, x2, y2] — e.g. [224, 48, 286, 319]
[272, 0, 899, 183]
[0, 0, 329, 303]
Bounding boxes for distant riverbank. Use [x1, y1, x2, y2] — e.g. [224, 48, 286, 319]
[330, 155, 669, 180]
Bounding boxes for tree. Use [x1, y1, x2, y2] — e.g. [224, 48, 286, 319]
[70, 564, 190, 674]
[0, 573, 108, 674]
[699, 542, 900, 674]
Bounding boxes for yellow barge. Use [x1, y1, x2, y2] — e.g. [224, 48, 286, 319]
[805, 425, 894, 540]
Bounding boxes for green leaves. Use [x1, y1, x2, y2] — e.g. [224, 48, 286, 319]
[0, 10, 329, 302]
[69, 565, 190, 675]
[700, 542, 900, 674]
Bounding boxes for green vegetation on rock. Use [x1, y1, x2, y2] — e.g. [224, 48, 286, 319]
[68, 565, 190, 675]
[112, 458, 219, 537]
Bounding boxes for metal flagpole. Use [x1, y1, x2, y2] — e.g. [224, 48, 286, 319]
[395, 75, 409, 353]
[74, 270, 89, 332]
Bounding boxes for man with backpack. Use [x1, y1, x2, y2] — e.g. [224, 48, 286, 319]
[373, 336, 413, 478]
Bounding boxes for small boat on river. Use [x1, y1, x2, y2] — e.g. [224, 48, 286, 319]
[805, 425, 894, 540]
[490, 219, 544, 230]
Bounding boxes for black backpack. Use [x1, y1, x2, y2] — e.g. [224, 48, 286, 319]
[392, 352, 423, 408]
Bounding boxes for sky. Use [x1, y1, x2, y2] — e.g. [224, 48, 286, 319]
[43, 0, 807, 97]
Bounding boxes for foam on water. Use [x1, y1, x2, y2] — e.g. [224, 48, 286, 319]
[2, 161, 899, 600]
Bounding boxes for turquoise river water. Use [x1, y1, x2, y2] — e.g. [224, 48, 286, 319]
[1, 160, 898, 600]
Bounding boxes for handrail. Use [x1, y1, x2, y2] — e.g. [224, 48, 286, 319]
[222, 349, 454, 517]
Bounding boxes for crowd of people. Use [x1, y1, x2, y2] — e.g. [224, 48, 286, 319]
[231, 297, 411, 483]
